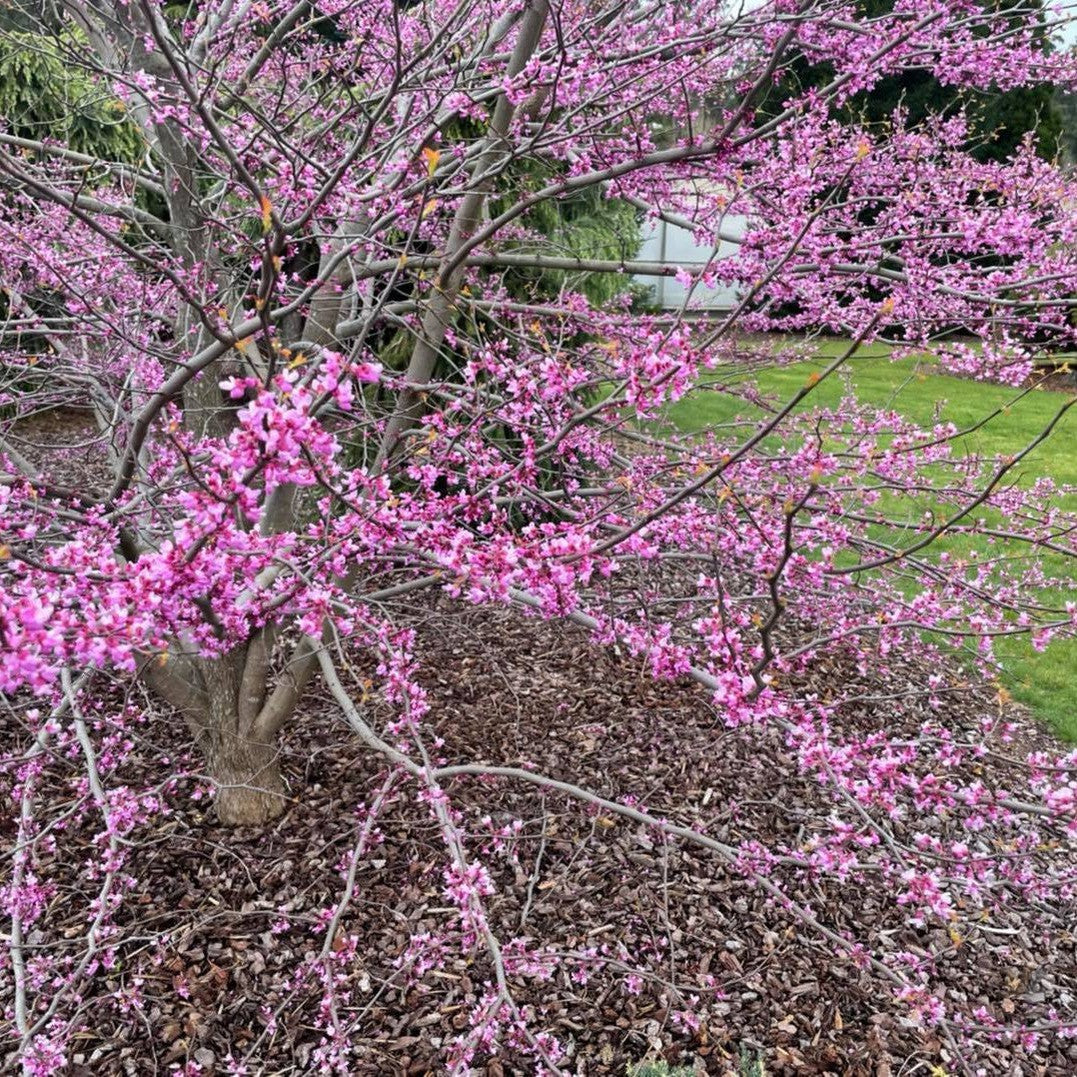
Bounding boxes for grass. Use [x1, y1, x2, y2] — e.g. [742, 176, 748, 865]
[628, 1053, 765, 1077]
[666, 338, 1077, 740]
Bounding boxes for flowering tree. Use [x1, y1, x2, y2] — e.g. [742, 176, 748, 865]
[3, 0, 1077, 1071]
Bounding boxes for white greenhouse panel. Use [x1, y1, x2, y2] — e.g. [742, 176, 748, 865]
[634, 216, 746, 310]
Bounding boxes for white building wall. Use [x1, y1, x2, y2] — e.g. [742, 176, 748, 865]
[634, 216, 746, 310]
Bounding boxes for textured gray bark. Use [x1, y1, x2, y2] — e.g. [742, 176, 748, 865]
[195, 653, 287, 825]
[373, 0, 551, 469]
[51, 0, 551, 826]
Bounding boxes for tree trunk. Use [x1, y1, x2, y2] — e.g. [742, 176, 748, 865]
[197, 652, 287, 826]
[142, 636, 306, 827]
[207, 729, 286, 826]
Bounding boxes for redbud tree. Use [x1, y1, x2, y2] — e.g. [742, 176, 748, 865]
[3, 0, 1077, 1070]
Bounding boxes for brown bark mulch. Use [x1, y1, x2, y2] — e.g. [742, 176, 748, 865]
[3, 599, 1076, 1076]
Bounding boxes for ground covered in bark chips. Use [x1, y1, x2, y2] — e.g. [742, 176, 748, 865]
[3, 598, 1077, 1075]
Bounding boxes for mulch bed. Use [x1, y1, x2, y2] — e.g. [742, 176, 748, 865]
[1, 405, 110, 493]
[4, 400, 1077, 1074]
[1024, 364, 1077, 395]
[4, 599, 1077, 1076]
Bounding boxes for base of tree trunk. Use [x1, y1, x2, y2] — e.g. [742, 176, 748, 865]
[211, 737, 287, 826]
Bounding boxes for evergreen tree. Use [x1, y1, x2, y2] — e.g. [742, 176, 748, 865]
[758, 0, 1062, 162]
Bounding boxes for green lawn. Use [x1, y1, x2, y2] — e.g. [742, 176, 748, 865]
[667, 338, 1077, 739]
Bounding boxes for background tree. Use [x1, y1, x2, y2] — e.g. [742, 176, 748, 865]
[1053, 85, 1077, 162]
[756, 0, 1064, 163]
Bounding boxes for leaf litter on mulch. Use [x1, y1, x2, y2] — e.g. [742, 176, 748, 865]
[3, 598, 1077, 1075]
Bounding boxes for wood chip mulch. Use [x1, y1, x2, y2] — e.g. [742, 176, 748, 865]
[4, 597, 1077, 1076]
